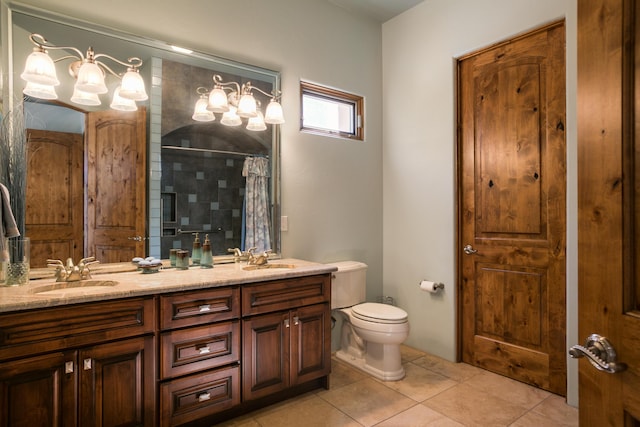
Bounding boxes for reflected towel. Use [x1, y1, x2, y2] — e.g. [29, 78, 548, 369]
[0, 183, 20, 262]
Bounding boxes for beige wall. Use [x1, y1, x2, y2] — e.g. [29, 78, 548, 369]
[382, 0, 578, 406]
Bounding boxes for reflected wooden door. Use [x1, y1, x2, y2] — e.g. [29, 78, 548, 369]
[25, 129, 84, 267]
[577, 0, 640, 423]
[86, 108, 146, 263]
[458, 22, 567, 395]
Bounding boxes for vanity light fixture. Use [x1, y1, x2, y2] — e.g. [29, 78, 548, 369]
[191, 74, 285, 130]
[20, 33, 148, 111]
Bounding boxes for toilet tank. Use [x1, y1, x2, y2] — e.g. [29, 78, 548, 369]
[327, 261, 367, 309]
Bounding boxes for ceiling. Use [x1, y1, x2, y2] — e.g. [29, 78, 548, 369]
[328, 0, 424, 22]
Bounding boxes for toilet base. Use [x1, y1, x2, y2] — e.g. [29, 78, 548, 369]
[335, 349, 405, 381]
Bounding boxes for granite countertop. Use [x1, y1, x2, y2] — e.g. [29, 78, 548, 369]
[0, 258, 337, 313]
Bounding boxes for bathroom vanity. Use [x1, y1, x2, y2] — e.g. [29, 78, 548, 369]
[0, 259, 335, 426]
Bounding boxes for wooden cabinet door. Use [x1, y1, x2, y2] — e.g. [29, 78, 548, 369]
[290, 304, 331, 386]
[242, 311, 290, 400]
[0, 351, 76, 427]
[79, 336, 155, 427]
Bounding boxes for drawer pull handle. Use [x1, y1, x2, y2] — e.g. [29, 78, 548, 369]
[199, 304, 211, 312]
[293, 316, 299, 326]
[284, 319, 290, 328]
[65, 361, 74, 374]
[198, 345, 211, 354]
[198, 392, 211, 402]
[83, 358, 92, 370]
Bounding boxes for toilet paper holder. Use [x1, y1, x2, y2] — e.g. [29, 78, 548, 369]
[418, 280, 445, 293]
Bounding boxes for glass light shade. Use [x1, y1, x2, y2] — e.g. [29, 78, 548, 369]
[70, 86, 101, 106]
[23, 82, 58, 100]
[110, 86, 138, 111]
[246, 111, 267, 131]
[220, 106, 242, 126]
[236, 93, 257, 118]
[192, 96, 214, 121]
[207, 88, 229, 113]
[264, 100, 285, 124]
[119, 69, 148, 101]
[21, 50, 60, 86]
[75, 62, 108, 94]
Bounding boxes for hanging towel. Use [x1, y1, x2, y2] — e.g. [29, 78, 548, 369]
[0, 183, 20, 262]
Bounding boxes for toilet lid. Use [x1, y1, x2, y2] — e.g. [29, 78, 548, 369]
[351, 302, 408, 324]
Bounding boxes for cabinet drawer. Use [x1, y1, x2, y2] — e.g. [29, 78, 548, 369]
[160, 321, 240, 379]
[242, 274, 331, 316]
[160, 365, 240, 427]
[0, 297, 155, 361]
[160, 287, 240, 330]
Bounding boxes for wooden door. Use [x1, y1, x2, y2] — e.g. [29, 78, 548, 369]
[458, 22, 567, 395]
[0, 351, 77, 426]
[86, 108, 146, 263]
[290, 303, 331, 386]
[242, 311, 290, 400]
[79, 336, 156, 427]
[577, 0, 640, 424]
[26, 129, 84, 267]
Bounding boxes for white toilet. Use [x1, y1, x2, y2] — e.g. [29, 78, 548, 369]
[329, 261, 410, 381]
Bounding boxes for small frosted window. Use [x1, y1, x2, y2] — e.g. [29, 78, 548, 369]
[300, 81, 364, 140]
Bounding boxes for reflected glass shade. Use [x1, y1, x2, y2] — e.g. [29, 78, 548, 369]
[220, 106, 242, 126]
[70, 86, 101, 106]
[192, 96, 214, 121]
[207, 88, 229, 113]
[264, 100, 285, 124]
[23, 82, 58, 100]
[75, 61, 108, 94]
[21, 50, 60, 86]
[246, 111, 267, 131]
[110, 86, 138, 111]
[237, 93, 257, 118]
[119, 69, 148, 101]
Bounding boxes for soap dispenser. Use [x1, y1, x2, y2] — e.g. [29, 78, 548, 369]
[200, 234, 213, 268]
[191, 233, 202, 265]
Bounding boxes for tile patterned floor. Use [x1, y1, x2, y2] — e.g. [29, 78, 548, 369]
[216, 346, 578, 426]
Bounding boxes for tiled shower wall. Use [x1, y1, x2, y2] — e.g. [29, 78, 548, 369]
[160, 146, 245, 257]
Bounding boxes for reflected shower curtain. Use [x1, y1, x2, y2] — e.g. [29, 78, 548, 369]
[242, 157, 271, 253]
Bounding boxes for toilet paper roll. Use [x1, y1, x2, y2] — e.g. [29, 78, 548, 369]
[419, 280, 443, 293]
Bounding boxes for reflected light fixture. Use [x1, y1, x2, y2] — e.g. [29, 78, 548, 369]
[192, 74, 285, 131]
[20, 33, 148, 111]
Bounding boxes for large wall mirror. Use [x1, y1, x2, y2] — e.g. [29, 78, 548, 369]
[0, 2, 281, 268]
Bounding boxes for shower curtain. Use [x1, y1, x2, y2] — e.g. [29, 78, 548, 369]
[242, 156, 271, 253]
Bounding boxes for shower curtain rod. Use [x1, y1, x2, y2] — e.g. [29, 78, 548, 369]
[162, 145, 268, 158]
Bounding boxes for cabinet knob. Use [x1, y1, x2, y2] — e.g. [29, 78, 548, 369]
[83, 358, 92, 370]
[198, 392, 211, 402]
[284, 319, 290, 328]
[65, 361, 74, 374]
[293, 316, 299, 326]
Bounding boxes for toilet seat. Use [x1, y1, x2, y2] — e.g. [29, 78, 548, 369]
[351, 302, 408, 324]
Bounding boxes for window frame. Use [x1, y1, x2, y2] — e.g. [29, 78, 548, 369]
[300, 80, 364, 141]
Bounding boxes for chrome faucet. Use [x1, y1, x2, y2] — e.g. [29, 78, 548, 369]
[47, 257, 100, 282]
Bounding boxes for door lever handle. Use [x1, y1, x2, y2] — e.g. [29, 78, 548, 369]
[569, 334, 627, 374]
[463, 244, 478, 255]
